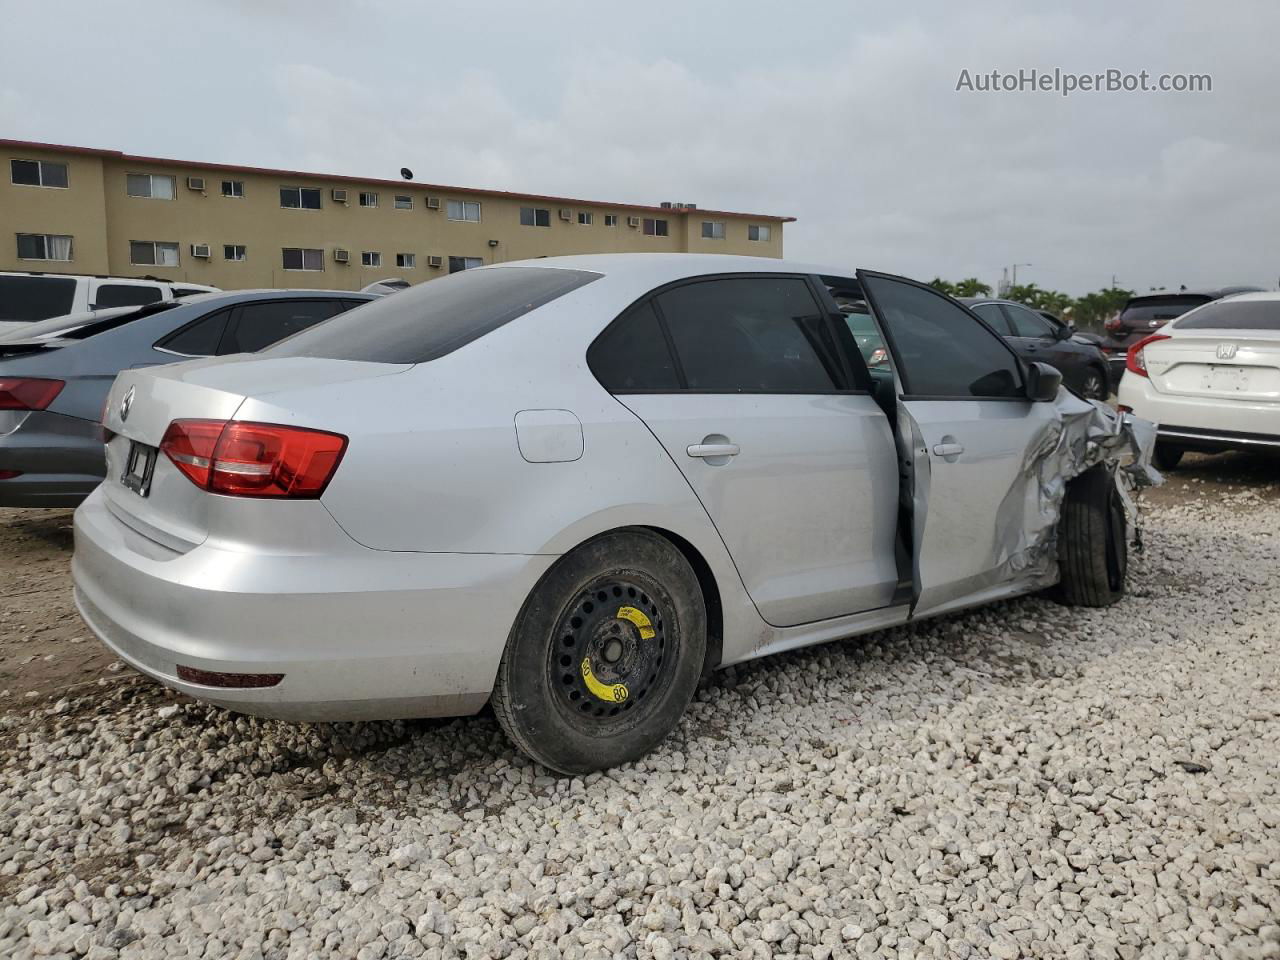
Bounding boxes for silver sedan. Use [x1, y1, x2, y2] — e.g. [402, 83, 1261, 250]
[72, 255, 1152, 773]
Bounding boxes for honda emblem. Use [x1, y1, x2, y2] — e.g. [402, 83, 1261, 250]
[1216, 343, 1238, 360]
[120, 385, 135, 422]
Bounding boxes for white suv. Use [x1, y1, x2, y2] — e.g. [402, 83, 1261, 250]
[0, 271, 218, 336]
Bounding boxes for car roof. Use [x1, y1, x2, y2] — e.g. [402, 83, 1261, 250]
[489, 252, 861, 283]
[1125, 286, 1265, 305]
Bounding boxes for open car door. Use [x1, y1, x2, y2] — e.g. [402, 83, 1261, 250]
[856, 271, 1064, 617]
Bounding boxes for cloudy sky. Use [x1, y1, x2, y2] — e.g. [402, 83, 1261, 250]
[3, 0, 1276, 295]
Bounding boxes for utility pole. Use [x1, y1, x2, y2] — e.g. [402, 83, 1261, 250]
[1011, 263, 1032, 289]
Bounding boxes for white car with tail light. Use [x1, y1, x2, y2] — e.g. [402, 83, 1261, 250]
[1117, 291, 1280, 470]
[73, 254, 1155, 774]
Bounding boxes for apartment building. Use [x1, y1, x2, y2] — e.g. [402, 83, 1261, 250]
[1, 139, 792, 290]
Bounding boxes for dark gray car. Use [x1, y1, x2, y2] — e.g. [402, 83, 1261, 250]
[961, 298, 1112, 400]
[0, 289, 374, 506]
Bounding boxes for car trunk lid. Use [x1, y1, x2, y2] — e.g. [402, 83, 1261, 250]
[1145, 333, 1280, 402]
[100, 356, 406, 550]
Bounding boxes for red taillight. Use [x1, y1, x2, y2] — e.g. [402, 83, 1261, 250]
[1126, 333, 1170, 378]
[1104, 317, 1123, 332]
[160, 419, 347, 498]
[0, 378, 64, 411]
[0, 470, 22, 481]
[869, 347, 888, 366]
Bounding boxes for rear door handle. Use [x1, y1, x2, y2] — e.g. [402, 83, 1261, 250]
[687, 442, 740, 459]
[932, 442, 964, 457]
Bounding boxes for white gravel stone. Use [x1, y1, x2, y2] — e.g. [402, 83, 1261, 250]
[2, 492, 1279, 959]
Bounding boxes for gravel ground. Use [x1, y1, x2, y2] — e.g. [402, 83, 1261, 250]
[1, 453, 1278, 960]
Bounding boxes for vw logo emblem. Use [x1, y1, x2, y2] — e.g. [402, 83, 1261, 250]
[120, 386, 135, 422]
[1216, 343, 1238, 360]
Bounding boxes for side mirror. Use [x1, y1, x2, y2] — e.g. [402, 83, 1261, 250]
[1025, 361, 1062, 402]
[1053, 324, 1073, 341]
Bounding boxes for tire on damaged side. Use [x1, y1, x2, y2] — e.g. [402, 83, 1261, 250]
[1053, 463, 1128, 607]
[491, 529, 707, 774]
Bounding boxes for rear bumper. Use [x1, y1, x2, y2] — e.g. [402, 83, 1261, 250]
[0, 409, 104, 506]
[72, 487, 557, 721]
[1116, 375, 1280, 451]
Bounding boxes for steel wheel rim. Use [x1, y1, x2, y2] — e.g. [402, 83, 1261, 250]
[546, 574, 675, 732]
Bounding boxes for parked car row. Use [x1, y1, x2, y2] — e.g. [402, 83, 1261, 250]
[62, 253, 1157, 774]
[0, 270, 219, 336]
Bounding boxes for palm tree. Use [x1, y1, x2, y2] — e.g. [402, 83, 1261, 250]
[929, 278, 957, 295]
[953, 278, 992, 297]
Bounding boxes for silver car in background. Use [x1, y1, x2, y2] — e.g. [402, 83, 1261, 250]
[73, 255, 1152, 773]
[0, 290, 374, 506]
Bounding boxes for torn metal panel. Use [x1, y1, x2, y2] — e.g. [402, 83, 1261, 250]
[985, 392, 1160, 594]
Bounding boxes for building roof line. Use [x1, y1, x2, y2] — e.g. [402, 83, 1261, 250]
[0, 138, 797, 223]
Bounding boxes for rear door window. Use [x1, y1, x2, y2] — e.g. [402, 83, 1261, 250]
[156, 308, 234, 356]
[94, 283, 164, 309]
[0, 275, 76, 321]
[861, 275, 1024, 399]
[1176, 299, 1280, 331]
[220, 299, 346, 354]
[587, 302, 680, 392]
[267, 266, 599, 363]
[656, 277, 844, 393]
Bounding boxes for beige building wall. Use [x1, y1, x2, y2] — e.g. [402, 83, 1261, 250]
[3, 140, 791, 290]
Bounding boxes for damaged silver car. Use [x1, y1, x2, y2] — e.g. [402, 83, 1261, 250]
[72, 255, 1157, 774]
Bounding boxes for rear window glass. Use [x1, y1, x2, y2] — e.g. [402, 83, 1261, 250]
[1120, 295, 1208, 325]
[94, 284, 164, 309]
[0, 275, 76, 322]
[1176, 299, 1280, 331]
[268, 266, 600, 363]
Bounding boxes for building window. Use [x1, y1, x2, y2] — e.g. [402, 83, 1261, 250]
[448, 256, 484, 273]
[396, 253, 416, 268]
[643, 218, 669, 237]
[130, 241, 180, 266]
[578, 212, 593, 226]
[126, 174, 176, 199]
[359, 191, 378, 207]
[282, 247, 324, 271]
[520, 207, 550, 227]
[10, 158, 68, 188]
[221, 180, 244, 198]
[280, 186, 321, 209]
[701, 221, 726, 239]
[224, 244, 246, 261]
[748, 224, 771, 242]
[361, 251, 382, 267]
[604, 214, 618, 227]
[16, 233, 73, 261]
[447, 200, 481, 222]
[394, 195, 413, 210]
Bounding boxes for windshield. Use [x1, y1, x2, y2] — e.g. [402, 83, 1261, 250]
[1175, 299, 1280, 331]
[268, 266, 600, 364]
[0, 275, 77, 322]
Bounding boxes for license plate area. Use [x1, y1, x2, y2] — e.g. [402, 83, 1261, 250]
[121, 440, 158, 497]
[1205, 365, 1250, 393]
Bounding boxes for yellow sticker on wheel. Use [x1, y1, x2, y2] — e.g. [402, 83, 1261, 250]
[581, 658, 628, 703]
[615, 605, 656, 640]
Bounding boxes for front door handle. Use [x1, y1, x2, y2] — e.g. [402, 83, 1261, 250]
[932, 442, 965, 457]
[687, 442, 740, 459]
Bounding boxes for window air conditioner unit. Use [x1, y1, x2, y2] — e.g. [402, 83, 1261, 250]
[426, 197, 441, 210]
[627, 216, 640, 227]
[559, 208, 572, 221]
[187, 176, 206, 191]
[334, 248, 350, 263]
[427, 255, 443, 268]
[332, 188, 348, 203]
[190, 243, 211, 258]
